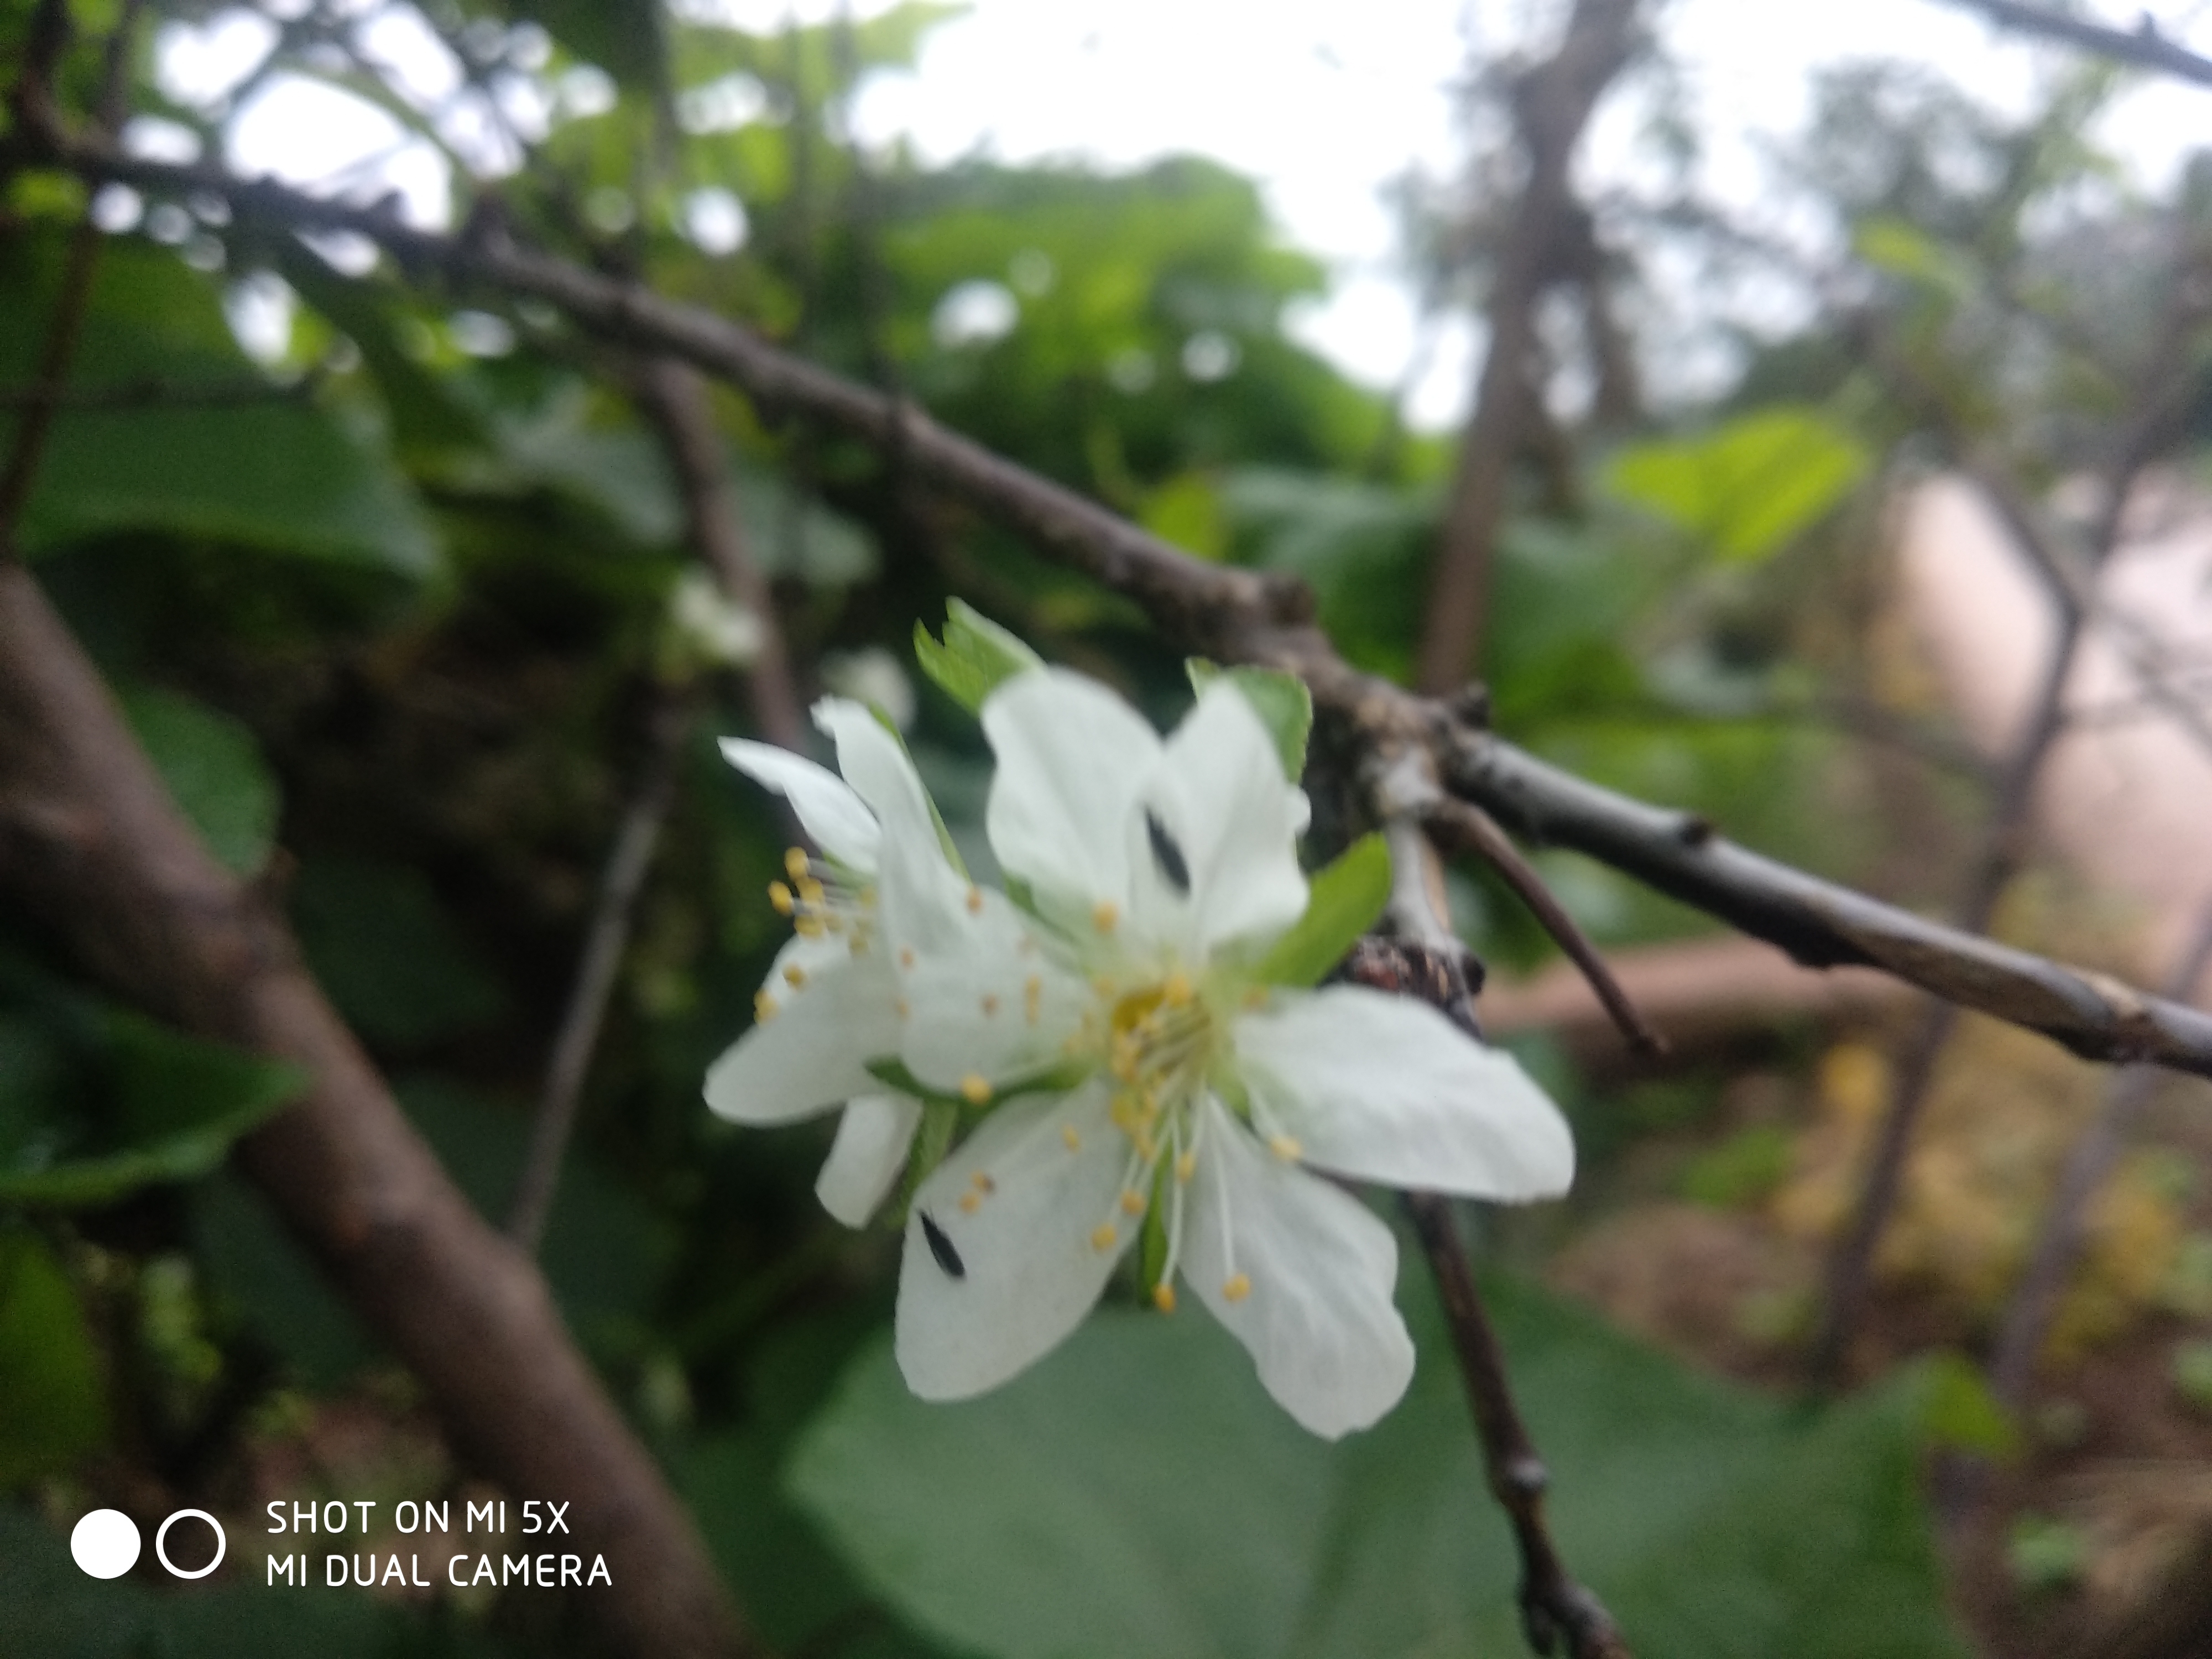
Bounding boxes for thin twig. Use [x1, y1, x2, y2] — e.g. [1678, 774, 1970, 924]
[20, 133, 2212, 1080]
[1405, 1192, 1633, 1659]
[1932, 0, 2212, 87]
[508, 691, 691, 1254]
[1421, 792, 1666, 1057]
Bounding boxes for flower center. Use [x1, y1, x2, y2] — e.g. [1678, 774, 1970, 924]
[754, 847, 875, 1024]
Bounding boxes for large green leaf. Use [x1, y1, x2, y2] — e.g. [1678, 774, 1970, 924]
[0, 1230, 106, 1488]
[117, 685, 279, 877]
[1604, 408, 1869, 566]
[788, 1271, 1965, 1659]
[288, 858, 507, 1051]
[0, 232, 436, 576]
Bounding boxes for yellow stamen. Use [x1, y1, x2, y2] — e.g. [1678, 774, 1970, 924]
[971, 1171, 995, 1193]
[1090, 1222, 1118, 1251]
[753, 990, 779, 1022]
[1162, 969, 1194, 1007]
[894, 997, 911, 1020]
[1024, 975, 1043, 1025]
[797, 876, 826, 905]
[980, 994, 999, 1016]
[1242, 987, 1269, 1010]
[1269, 1134, 1302, 1161]
[1062, 1124, 1083, 1151]
[959, 1073, 993, 1106]
[966, 886, 984, 915]
[769, 881, 795, 915]
[795, 915, 825, 939]
[1222, 1273, 1251, 1303]
[1092, 899, 1119, 934]
[958, 1191, 982, 1214]
[900, 947, 916, 969]
[784, 847, 810, 881]
[1152, 1283, 1177, 1313]
[782, 963, 807, 988]
[1176, 1149, 1197, 1183]
[1118, 1190, 1144, 1215]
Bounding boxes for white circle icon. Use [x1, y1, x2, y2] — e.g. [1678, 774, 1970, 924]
[70, 1509, 140, 1579]
[155, 1509, 226, 1579]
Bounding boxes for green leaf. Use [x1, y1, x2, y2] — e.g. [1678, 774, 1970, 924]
[1250, 834, 1390, 988]
[1604, 408, 1870, 566]
[1853, 217, 1975, 303]
[117, 685, 279, 877]
[913, 599, 1044, 715]
[787, 1274, 1966, 1659]
[289, 857, 507, 1050]
[1186, 660, 1312, 781]
[0, 1231, 106, 1488]
[0, 232, 437, 577]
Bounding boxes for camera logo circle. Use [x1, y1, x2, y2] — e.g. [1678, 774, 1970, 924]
[70, 1509, 139, 1579]
[155, 1510, 226, 1579]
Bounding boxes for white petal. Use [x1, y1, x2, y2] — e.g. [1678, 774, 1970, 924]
[704, 952, 900, 1125]
[894, 1083, 1130, 1400]
[1138, 681, 1311, 952]
[894, 891, 1089, 1093]
[815, 1094, 924, 1227]
[981, 669, 1158, 932]
[815, 697, 971, 926]
[1237, 985, 1574, 1201]
[1182, 1094, 1414, 1438]
[720, 738, 881, 872]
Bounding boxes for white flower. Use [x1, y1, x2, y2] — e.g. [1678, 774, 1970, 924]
[705, 696, 1025, 1226]
[886, 668, 1575, 1439]
[667, 568, 765, 668]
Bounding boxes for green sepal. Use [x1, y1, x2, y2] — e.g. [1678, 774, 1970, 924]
[1136, 1156, 1173, 1304]
[864, 1056, 1094, 1113]
[914, 599, 1044, 715]
[886, 1098, 962, 1227]
[1185, 659, 1312, 782]
[1251, 833, 1392, 988]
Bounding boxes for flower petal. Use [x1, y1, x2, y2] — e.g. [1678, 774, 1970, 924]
[894, 892, 1089, 1093]
[1237, 985, 1573, 1201]
[1137, 681, 1310, 952]
[705, 951, 900, 1125]
[815, 697, 972, 928]
[815, 1094, 924, 1227]
[719, 738, 880, 872]
[1182, 1094, 1414, 1438]
[894, 1083, 1129, 1400]
[981, 669, 1159, 931]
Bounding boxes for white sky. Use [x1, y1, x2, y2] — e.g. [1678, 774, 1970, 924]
[158, 0, 2212, 429]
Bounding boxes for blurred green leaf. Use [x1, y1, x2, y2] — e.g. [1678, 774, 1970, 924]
[1252, 834, 1390, 989]
[1604, 408, 1869, 566]
[789, 1275, 1964, 1659]
[0, 1231, 106, 1488]
[191, 1172, 377, 1387]
[1854, 217, 1975, 302]
[1679, 1125, 1794, 1210]
[117, 685, 279, 877]
[914, 599, 1045, 715]
[289, 858, 507, 1051]
[1185, 660, 1312, 782]
[0, 233, 437, 577]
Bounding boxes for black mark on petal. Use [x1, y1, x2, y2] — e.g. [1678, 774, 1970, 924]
[1145, 809, 1191, 896]
[919, 1210, 966, 1279]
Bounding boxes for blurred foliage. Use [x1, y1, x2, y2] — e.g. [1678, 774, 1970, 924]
[11, 0, 2212, 1653]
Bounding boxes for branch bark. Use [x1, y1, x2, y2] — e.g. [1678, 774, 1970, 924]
[1932, 0, 2212, 88]
[1415, 0, 1640, 693]
[0, 557, 751, 1659]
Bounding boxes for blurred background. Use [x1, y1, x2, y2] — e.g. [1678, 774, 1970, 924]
[6, 0, 2212, 1653]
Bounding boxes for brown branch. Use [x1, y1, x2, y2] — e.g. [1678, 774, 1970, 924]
[1420, 792, 1666, 1057]
[1932, 0, 2212, 87]
[0, 556, 752, 1657]
[1416, 0, 1641, 693]
[508, 691, 691, 1253]
[1405, 1192, 1632, 1659]
[20, 133, 2212, 1079]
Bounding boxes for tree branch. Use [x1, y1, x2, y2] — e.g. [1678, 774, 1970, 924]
[0, 556, 753, 1658]
[1932, 0, 2212, 87]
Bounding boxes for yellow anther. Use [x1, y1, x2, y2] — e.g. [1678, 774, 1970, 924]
[1152, 1283, 1177, 1314]
[959, 1073, 993, 1106]
[1136, 1131, 1158, 1163]
[1222, 1273, 1251, 1303]
[1091, 974, 1115, 997]
[782, 963, 808, 988]
[1061, 1124, 1082, 1151]
[900, 947, 916, 969]
[1162, 969, 1194, 1007]
[894, 997, 911, 1020]
[1176, 1149, 1197, 1183]
[1242, 987, 1269, 1010]
[753, 990, 779, 1022]
[823, 914, 844, 934]
[971, 1171, 996, 1193]
[966, 886, 984, 915]
[1024, 975, 1043, 1025]
[795, 916, 826, 938]
[784, 847, 811, 881]
[1092, 900, 1119, 934]
[769, 880, 795, 915]
[980, 994, 1000, 1017]
[1090, 1222, 1118, 1251]
[1118, 1190, 1144, 1215]
[797, 876, 826, 905]
[958, 1191, 982, 1214]
[1269, 1134, 1303, 1161]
